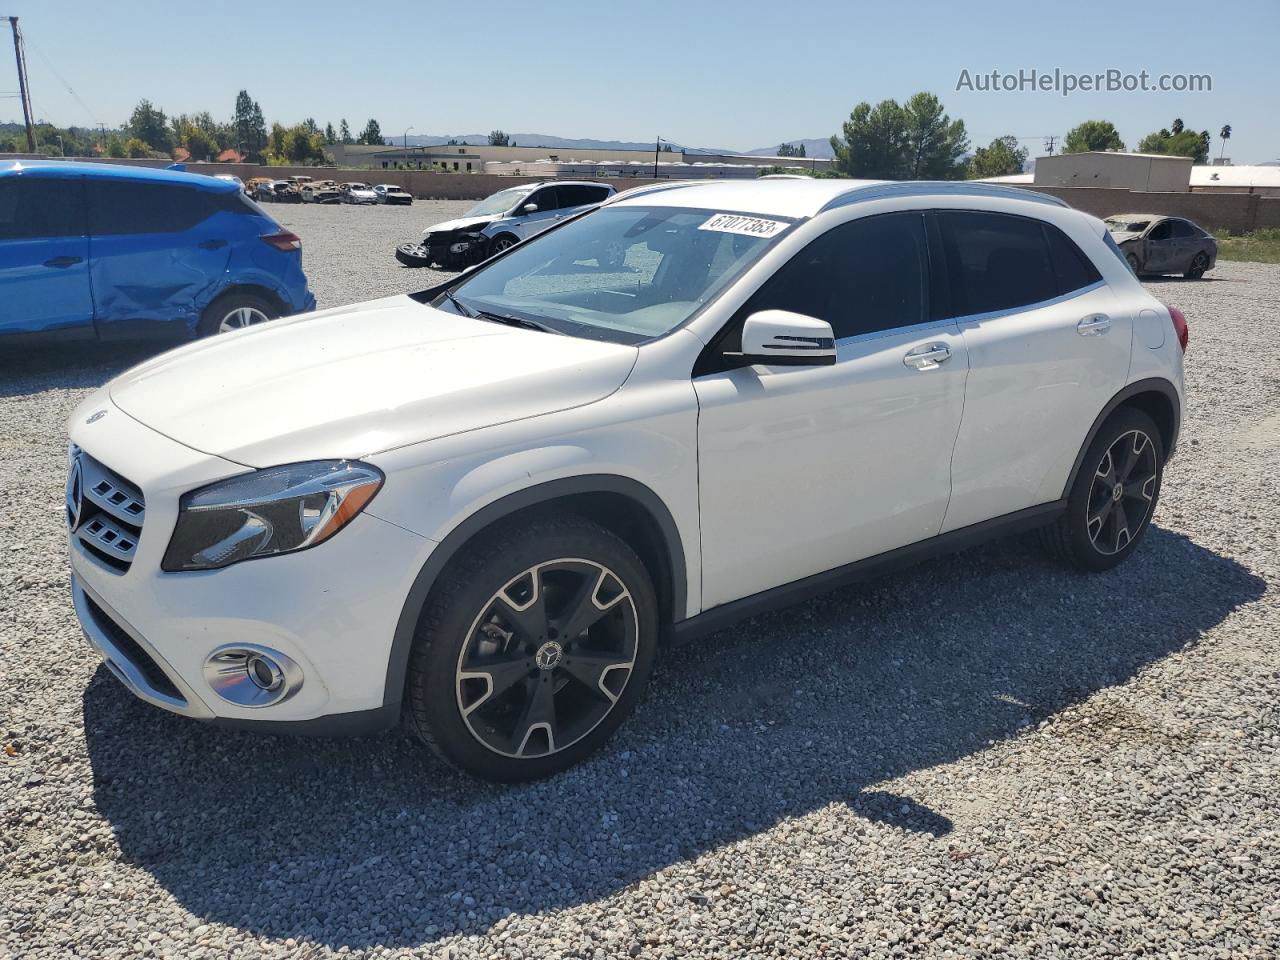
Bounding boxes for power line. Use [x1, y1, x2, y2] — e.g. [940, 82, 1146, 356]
[24, 35, 99, 126]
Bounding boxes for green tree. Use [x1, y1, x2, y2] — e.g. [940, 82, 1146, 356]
[127, 99, 172, 152]
[123, 137, 151, 158]
[901, 92, 968, 178]
[232, 90, 268, 161]
[301, 117, 318, 135]
[339, 118, 352, 144]
[487, 129, 510, 146]
[1171, 118, 1184, 135]
[777, 142, 806, 158]
[106, 135, 127, 158]
[966, 135, 1029, 178]
[324, 122, 336, 144]
[1063, 120, 1126, 154]
[1138, 126, 1210, 163]
[830, 99, 908, 178]
[357, 119, 383, 145]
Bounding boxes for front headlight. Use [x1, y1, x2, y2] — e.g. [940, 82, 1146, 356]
[162, 461, 384, 572]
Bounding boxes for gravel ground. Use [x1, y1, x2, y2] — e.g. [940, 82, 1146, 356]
[2, 215, 1278, 959]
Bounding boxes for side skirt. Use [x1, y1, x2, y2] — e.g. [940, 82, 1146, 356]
[666, 500, 1066, 646]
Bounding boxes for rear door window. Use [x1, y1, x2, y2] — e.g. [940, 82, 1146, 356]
[936, 210, 1059, 316]
[0, 176, 86, 239]
[559, 185, 608, 208]
[87, 181, 216, 235]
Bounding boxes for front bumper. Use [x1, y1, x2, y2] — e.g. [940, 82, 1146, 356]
[67, 400, 433, 732]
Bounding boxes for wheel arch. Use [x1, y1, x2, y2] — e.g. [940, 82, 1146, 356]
[383, 475, 688, 709]
[202, 282, 288, 318]
[1062, 378, 1181, 498]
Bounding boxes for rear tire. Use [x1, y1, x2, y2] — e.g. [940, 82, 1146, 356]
[198, 291, 278, 337]
[406, 516, 658, 782]
[1041, 407, 1164, 572]
[1185, 252, 1208, 279]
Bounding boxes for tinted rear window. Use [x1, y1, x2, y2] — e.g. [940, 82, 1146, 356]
[0, 176, 86, 240]
[1046, 223, 1102, 294]
[87, 181, 249, 235]
[937, 211, 1059, 316]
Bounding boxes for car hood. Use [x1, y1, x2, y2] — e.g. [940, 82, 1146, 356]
[423, 215, 497, 237]
[107, 295, 638, 467]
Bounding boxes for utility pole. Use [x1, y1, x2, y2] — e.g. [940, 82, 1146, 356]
[654, 136, 660, 179]
[1043, 135, 1057, 157]
[7, 17, 36, 152]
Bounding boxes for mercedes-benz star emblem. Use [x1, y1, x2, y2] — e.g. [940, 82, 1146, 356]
[65, 458, 83, 531]
[86, 409, 107, 424]
[535, 641, 564, 671]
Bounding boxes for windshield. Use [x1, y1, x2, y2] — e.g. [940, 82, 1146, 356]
[466, 187, 533, 218]
[437, 205, 793, 344]
[1105, 218, 1150, 232]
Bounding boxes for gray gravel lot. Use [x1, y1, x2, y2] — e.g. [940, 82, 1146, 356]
[2, 206, 1278, 959]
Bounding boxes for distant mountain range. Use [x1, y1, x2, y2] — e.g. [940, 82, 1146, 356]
[401, 133, 835, 159]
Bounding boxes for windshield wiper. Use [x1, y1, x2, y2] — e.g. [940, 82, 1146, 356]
[440, 289, 473, 317]
[476, 310, 558, 334]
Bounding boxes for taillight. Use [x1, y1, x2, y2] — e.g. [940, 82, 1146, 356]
[261, 231, 301, 252]
[1168, 305, 1189, 352]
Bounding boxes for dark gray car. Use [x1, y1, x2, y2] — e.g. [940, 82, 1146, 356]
[1105, 214, 1217, 279]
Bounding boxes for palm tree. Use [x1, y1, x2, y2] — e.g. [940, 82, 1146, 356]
[1218, 124, 1231, 161]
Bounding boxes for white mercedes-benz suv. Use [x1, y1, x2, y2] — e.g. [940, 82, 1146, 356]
[66, 179, 1187, 781]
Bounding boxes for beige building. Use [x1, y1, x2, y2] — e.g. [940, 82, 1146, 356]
[1033, 152, 1193, 192]
[327, 142, 832, 173]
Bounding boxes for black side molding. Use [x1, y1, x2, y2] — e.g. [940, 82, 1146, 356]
[667, 500, 1066, 646]
[206, 700, 401, 737]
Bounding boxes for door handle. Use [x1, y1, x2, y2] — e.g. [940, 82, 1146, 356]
[43, 256, 82, 268]
[198, 239, 227, 250]
[1077, 314, 1112, 336]
[904, 343, 951, 369]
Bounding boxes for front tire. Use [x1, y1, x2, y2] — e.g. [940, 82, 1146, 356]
[198, 291, 278, 337]
[489, 233, 519, 255]
[1041, 408, 1164, 572]
[406, 517, 658, 782]
[1125, 252, 1143, 276]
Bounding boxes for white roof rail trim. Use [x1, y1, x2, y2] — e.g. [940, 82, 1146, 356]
[819, 180, 1068, 212]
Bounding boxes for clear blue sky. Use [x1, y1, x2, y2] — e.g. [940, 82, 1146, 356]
[4, 0, 1277, 162]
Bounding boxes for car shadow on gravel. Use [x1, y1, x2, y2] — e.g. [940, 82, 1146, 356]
[82, 524, 1263, 950]
[0, 342, 159, 396]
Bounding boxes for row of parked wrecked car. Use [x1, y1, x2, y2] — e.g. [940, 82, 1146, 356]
[237, 175, 413, 206]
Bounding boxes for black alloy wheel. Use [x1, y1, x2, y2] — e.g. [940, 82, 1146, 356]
[1041, 407, 1165, 571]
[406, 517, 658, 781]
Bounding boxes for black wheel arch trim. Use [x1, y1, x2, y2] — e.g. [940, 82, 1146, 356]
[1061, 377, 1181, 499]
[382, 474, 687, 709]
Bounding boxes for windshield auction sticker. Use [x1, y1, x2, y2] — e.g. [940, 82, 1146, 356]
[698, 213, 789, 238]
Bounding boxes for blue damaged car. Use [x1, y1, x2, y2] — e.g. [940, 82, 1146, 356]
[0, 161, 315, 341]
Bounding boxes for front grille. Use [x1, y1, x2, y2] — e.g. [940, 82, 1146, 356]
[82, 594, 184, 702]
[70, 454, 145, 572]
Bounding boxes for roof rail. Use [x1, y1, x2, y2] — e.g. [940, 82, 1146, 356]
[818, 180, 1068, 213]
[602, 180, 704, 205]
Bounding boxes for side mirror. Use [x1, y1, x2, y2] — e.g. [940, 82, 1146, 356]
[522, 203, 539, 213]
[728, 310, 836, 367]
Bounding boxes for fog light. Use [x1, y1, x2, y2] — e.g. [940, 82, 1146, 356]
[203, 644, 302, 707]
